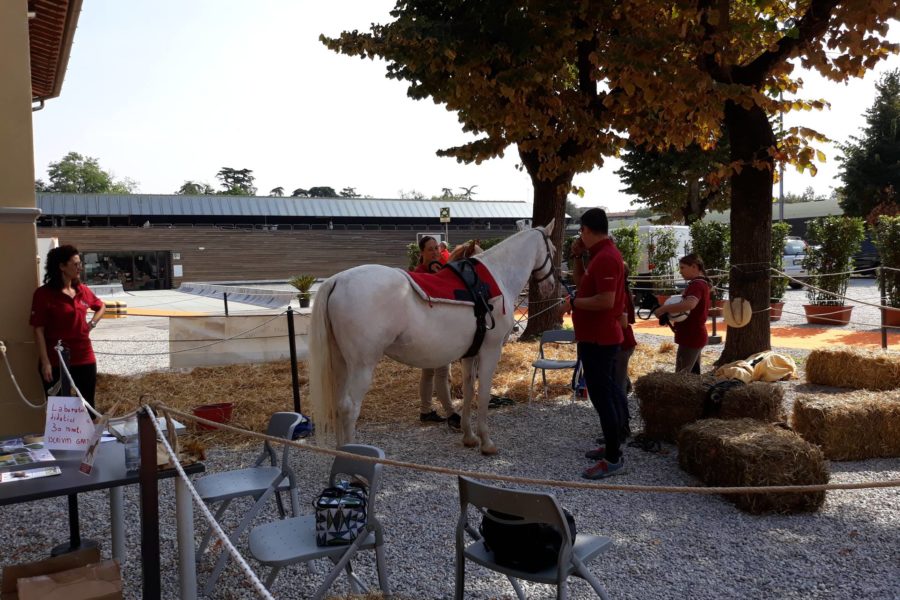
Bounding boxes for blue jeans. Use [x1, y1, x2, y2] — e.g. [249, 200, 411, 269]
[577, 342, 623, 462]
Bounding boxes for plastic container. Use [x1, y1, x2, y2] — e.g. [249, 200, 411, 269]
[124, 435, 140, 472]
[192, 402, 234, 430]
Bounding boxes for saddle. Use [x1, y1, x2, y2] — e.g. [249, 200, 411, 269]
[444, 258, 496, 358]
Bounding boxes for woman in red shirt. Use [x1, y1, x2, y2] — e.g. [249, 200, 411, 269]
[30, 245, 106, 407]
[654, 254, 710, 374]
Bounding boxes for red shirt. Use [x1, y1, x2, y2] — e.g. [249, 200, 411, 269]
[572, 239, 625, 345]
[439, 249, 451, 264]
[674, 278, 710, 349]
[621, 289, 637, 350]
[30, 284, 104, 367]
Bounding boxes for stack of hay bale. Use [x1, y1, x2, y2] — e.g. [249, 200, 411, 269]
[793, 346, 900, 460]
[634, 371, 785, 442]
[634, 370, 827, 513]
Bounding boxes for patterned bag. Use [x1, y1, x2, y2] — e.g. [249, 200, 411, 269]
[314, 481, 368, 546]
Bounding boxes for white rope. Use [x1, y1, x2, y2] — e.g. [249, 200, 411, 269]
[515, 298, 565, 327]
[0, 342, 47, 409]
[774, 307, 900, 330]
[145, 406, 275, 600]
[93, 310, 288, 357]
[53, 343, 139, 422]
[772, 268, 895, 310]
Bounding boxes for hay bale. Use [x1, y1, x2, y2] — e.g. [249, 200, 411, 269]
[634, 372, 785, 442]
[678, 418, 828, 514]
[792, 390, 900, 460]
[805, 346, 900, 390]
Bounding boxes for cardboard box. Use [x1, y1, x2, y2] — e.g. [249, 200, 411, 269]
[16, 560, 122, 600]
[1, 549, 121, 600]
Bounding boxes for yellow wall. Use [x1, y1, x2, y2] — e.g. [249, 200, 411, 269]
[0, 0, 46, 436]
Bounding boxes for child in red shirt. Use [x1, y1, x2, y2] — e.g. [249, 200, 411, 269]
[654, 254, 710, 374]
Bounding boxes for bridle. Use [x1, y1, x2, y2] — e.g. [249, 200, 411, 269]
[531, 228, 565, 291]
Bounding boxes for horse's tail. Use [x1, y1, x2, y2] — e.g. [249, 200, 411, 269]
[308, 276, 342, 438]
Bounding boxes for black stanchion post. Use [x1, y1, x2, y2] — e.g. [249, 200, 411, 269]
[880, 266, 888, 350]
[138, 408, 161, 600]
[708, 290, 722, 344]
[287, 307, 301, 413]
[223, 292, 229, 317]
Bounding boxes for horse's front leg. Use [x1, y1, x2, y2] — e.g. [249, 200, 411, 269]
[460, 357, 478, 448]
[475, 345, 503, 455]
[336, 364, 375, 447]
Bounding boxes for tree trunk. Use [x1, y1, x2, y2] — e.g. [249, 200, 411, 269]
[519, 149, 572, 339]
[718, 101, 774, 364]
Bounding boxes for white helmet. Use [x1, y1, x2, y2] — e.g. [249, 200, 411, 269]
[661, 295, 690, 323]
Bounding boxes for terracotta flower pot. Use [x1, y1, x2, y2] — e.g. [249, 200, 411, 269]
[769, 302, 784, 322]
[803, 304, 853, 326]
[883, 307, 900, 327]
[655, 294, 671, 307]
[192, 402, 234, 431]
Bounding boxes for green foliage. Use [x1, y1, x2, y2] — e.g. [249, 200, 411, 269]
[308, 186, 339, 198]
[690, 220, 730, 296]
[288, 274, 317, 299]
[770, 221, 792, 302]
[176, 181, 215, 195]
[838, 70, 900, 218]
[611, 225, 641, 277]
[873, 215, 900, 308]
[45, 152, 136, 194]
[477, 238, 504, 251]
[270, 187, 285, 197]
[216, 167, 256, 195]
[340, 187, 361, 198]
[407, 242, 420, 270]
[617, 141, 731, 223]
[779, 186, 830, 204]
[648, 228, 678, 295]
[802, 216, 865, 306]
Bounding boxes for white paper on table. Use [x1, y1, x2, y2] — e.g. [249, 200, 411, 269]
[107, 417, 185, 438]
[43, 396, 95, 451]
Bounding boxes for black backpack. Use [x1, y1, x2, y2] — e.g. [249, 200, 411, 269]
[479, 508, 577, 572]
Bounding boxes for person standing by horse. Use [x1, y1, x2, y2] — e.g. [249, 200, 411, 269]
[414, 236, 443, 274]
[30, 245, 106, 408]
[653, 254, 710, 374]
[562, 208, 628, 479]
[439, 241, 451, 264]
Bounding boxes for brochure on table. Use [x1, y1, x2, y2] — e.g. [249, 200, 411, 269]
[0, 466, 62, 483]
[0, 435, 55, 468]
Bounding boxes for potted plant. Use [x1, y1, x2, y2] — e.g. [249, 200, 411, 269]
[873, 214, 900, 326]
[769, 221, 792, 321]
[689, 220, 730, 316]
[289, 274, 317, 308]
[647, 228, 678, 302]
[611, 224, 641, 279]
[801, 216, 865, 325]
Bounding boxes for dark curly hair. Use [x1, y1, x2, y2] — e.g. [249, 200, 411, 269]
[44, 245, 81, 289]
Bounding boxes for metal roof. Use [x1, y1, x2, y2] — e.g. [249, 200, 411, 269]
[36, 193, 534, 219]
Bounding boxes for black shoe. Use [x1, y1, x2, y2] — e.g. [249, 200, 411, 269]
[447, 413, 462, 431]
[420, 410, 446, 423]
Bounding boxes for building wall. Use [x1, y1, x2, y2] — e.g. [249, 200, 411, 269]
[38, 228, 514, 284]
[0, 0, 45, 436]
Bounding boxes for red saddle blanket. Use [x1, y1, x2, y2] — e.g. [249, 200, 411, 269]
[403, 262, 503, 308]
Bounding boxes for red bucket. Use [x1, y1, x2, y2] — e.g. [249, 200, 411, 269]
[192, 402, 234, 430]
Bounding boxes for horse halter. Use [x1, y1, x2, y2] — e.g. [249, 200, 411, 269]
[531, 229, 556, 285]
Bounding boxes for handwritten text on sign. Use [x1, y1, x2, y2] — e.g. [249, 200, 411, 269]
[43, 396, 95, 450]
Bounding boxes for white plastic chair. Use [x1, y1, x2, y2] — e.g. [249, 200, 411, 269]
[195, 411, 302, 596]
[455, 476, 613, 600]
[248, 444, 390, 599]
[529, 329, 578, 401]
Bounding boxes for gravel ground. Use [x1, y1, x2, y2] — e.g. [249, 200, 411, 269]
[2, 280, 898, 599]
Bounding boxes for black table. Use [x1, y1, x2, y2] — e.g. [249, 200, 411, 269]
[0, 439, 204, 598]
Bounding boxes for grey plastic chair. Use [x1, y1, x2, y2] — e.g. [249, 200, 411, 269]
[195, 411, 302, 596]
[530, 329, 579, 401]
[455, 475, 613, 600]
[248, 444, 390, 599]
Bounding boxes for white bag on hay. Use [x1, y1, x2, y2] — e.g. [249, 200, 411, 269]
[714, 361, 754, 383]
[715, 352, 796, 383]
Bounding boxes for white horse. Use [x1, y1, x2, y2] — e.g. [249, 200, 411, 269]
[308, 221, 557, 454]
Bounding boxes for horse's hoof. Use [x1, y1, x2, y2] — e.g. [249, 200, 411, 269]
[480, 444, 498, 456]
[463, 436, 478, 448]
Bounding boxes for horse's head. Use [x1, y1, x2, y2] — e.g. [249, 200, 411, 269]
[532, 221, 557, 297]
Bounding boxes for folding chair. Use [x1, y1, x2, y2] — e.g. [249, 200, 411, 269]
[455, 475, 613, 600]
[248, 444, 390, 599]
[530, 329, 578, 401]
[195, 411, 302, 596]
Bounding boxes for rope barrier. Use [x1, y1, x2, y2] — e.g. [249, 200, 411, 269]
[157, 404, 900, 496]
[54, 343, 140, 422]
[772, 269, 894, 311]
[0, 342, 46, 409]
[146, 406, 275, 600]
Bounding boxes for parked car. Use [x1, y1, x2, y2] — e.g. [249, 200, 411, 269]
[853, 235, 880, 276]
[782, 237, 809, 289]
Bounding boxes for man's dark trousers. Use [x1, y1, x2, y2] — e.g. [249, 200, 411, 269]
[578, 341, 623, 462]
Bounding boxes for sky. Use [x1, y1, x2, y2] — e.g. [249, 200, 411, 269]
[32, 1, 900, 213]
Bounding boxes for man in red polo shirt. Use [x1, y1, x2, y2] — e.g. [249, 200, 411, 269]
[561, 208, 627, 479]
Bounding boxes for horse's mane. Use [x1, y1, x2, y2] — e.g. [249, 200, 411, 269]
[449, 239, 483, 261]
